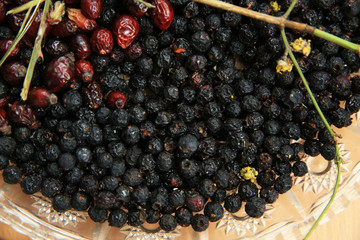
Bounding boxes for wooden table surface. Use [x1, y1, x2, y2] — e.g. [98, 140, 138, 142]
[0, 197, 360, 240]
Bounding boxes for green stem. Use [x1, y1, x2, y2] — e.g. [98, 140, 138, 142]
[303, 161, 341, 240]
[6, 0, 45, 15]
[20, 0, 51, 101]
[137, 0, 155, 8]
[314, 29, 359, 53]
[283, 0, 298, 19]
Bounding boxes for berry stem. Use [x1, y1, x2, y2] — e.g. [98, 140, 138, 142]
[282, 0, 298, 19]
[6, 0, 45, 15]
[192, 0, 360, 55]
[21, 0, 52, 101]
[137, 0, 155, 8]
[280, 6, 342, 238]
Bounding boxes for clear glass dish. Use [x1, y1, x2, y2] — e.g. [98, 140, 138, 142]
[1, 114, 360, 240]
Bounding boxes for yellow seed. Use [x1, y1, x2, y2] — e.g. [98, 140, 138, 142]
[290, 38, 312, 56]
[276, 58, 293, 74]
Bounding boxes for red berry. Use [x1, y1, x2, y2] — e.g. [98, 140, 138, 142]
[8, 101, 38, 129]
[90, 27, 114, 55]
[124, 0, 148, 17]
[2, 61, 27, 85]
[75, 60, 94, 82]
[106, 91, 127, 109]
[125, 42, 143, 61]
[0, 39, 21, 58]
[113, 15, 139, 49]
[8, 12, 24, 32]
[50, 18, 78, 37]
[150, 0, 174, 30]
[82, 80, 103, 109]
[0, 108, 11, 135]
[44, 55, 75, 92]
[0, 1, 6, 25]
[27, 87, 58, 108]
[67, 8, 98, 32]
[81, 0, 102, 20]
[69, 33, 92, 59]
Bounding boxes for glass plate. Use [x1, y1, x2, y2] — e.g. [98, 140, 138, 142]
[1, 114, 360, 240]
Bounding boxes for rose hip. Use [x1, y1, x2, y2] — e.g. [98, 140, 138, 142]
[45, 38, 70, 58]
[0, 108, 11, 135]
[69, 33, 92, 59]
[0, 39, 21, 58]
[124, 0, 148, 17]
[150, 0, 174, 30]
[67, 8, 98, 32]
[44, 55, 75, 92]
[28, 88, 58, 108]
[8, 12, 24, 32]
[125, 42, 143, 61]
[90, 27, 114, 55]
[2, 61, 27, 85]
[8, 101, 38, 129]
[82, 80, 103, 109]
[81, 0, 102, 20]
[106, 91, 127, 109]
[50, 18, 78, 37]
[113, 15, 139, 49]
[75, 60, 94, 82]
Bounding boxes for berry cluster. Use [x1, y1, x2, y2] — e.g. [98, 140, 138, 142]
[0, 0, 360, 233]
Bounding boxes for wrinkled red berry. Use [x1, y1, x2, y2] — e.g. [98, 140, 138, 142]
[0, 108, 11, 135]
[67, 8, 98, 32]
[113, 15, 139, 49]
[81, 0, 102, 20]
[106, 91, 127, 109]
[0, 39, 21, 58]
[82, 80, 103, 109]
[8, 12, 24, 32]
[70, 33, 92, 59]
[124, 0, 148, 17]
[125, 42, 143, 61]
[2, 61, 26, 85]
[75, 60, 94, 82]
[28, 87, 58, 108]
[50, 18, 78, 37]
[0, 1, 6, 25]
[150, 0, 174, 30]
[8, 101, 38, 129]
[90, 27, 114, 55]
[44, 55, 75, 92]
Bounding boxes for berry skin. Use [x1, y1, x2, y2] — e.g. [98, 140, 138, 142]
[70, 34, 92, 60]
[186, 191, 205, 212]
[28, 88, 58, 108]
[109, 209, 128, 227]
[113, 15, 139, 49]
[124, 0, 148, 17]
[178, 134, 198, 158]
[2, 166, 21, 184]
[224, 194, 242, 213]
[151, 0, 174, 30]
[82, 80, 103, 109]
[81, 0, 102, 19]
[52, 195, 72, 212]
[0, 39, 20, 58]
[44, 55, 75, 92]
[2, 61, 26, 85]
[88, 206, 108, 222]
[21, 175, 42, 194]
[71, 192, 91, 211]
[75, 60, 94, 83]
[274, 174, 293, 194]
[41, 178, 62, 198]
[204, 202, 224, 222]
[245, 197, 266, 218]
[67, 8, 98, 32]
[50, 18, 78, 37]
[292, 161, 308, 176]
[191, 214, 209, 232]
[160, 214, 177, 232]
[90, 28, 114, 55]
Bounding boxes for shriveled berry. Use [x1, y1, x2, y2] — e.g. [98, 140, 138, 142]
[151, 0, 174, 30]
[109, 209, 127, 227]
[81, 0, 102, 19]
[2, 166, 21, 184]
[2, 61, 26, 85]
[82, 81, 103, 109]
[90, 27, 114, 55]
[8, 101, 38, 129]
[53, 195, 71, 212]
[191, 214, 209, 232]
[113, 15, 139, 49]
[44, 55, 75, 92]
[28, 88, 58, 108]
[75, 60, 94, 82]
[106, 91, 127, 109]
[67, 8, 98, 32]
[245, 197, 266, 218]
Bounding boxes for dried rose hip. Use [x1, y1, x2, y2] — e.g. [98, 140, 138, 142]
[69, 33, 92, 60]
[90, 27, 114, 55]
[44, 55, 75, 92]
[0, 108, 11, 135]
[67, 8, 98, 32]
[106, 91, 127, 109]
[82, 80, 103, 109]
[50, 18, 78, 37]
[124, 0, 148, 17]
[81, 0, 102, 20]
[8, 101, 38, 129]
[2, 61, 27, 85]
[27, 88, 58, 108]
[0, 39, 21, 58]
[8, 12, 25, 32]
[113, 15, 139, 49]
[150, 0, 174, 30]
[75, 60, 94, 82]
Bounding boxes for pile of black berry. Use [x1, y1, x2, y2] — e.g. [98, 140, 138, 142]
[1, 0, 360, 233]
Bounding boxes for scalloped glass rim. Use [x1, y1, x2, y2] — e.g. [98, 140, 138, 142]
[1, 114, 360, 240]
